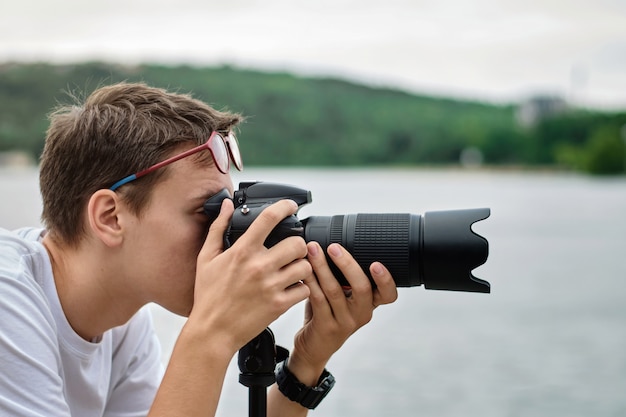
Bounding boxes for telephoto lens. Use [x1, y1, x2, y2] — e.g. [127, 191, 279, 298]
[302, 209, 490, 293]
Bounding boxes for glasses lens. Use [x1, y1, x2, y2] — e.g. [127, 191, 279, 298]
[227, 132, 243, 170]
[209, 133, 229, 173]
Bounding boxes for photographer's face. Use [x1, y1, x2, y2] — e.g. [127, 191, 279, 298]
[123, 154, 233, 316]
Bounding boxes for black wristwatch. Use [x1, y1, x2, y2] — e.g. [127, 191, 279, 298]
[275, 359, 336, 409]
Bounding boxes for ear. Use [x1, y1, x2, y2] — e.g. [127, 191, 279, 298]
[87, 190, 127, 248]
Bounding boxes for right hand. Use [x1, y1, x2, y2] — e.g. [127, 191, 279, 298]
[189, 198, 312, 353]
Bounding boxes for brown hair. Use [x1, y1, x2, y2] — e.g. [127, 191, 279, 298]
[40, 82, 242, 246]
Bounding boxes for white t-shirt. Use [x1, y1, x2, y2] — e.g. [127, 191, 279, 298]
[0, 228, 165, 417]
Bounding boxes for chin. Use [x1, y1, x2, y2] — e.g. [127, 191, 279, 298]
[164, 303, 193, 318]
[157, 291, 194, 317]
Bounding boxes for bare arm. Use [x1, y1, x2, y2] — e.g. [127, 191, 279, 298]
[267, 241, 398, 417]
[149, 199, 311, 417]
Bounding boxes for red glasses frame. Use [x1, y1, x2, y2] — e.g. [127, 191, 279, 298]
[109, 131, 242, 191]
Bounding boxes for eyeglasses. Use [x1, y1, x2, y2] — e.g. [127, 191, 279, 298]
[110, 131, 243, 191]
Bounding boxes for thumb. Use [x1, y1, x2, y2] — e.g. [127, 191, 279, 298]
[199, 198, 234, 260]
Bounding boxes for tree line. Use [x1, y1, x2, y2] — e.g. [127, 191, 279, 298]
[0, 62, 624, 174]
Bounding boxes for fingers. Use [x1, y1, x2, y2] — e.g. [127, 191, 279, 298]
[198, 198, 234, 259]
[327, 243, 372, 299]
[306, 242, 368, 320]
[303, 242, 336, 315]
[369, 262, 398, 307]
[235, 198, 309, 269]
[307, 243, 398, 310]
[226, 197, 310, 290]
[289, 244, 399, 372]
[236, 199, 299, 247]
[199, 198, 304, 261]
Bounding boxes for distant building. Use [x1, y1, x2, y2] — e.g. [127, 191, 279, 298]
[516, 95, 568, 128]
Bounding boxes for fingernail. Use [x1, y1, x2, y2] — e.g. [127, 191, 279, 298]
[372, 263, 383, 276]
[308, 243, 319, 257]
[328, 244, 342, 258]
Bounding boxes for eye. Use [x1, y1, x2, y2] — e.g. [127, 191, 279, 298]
[195, 208, 218, 228]
[192, 207, 207, 218]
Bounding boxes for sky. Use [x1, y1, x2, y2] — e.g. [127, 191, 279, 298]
[1, 0, 626, 110]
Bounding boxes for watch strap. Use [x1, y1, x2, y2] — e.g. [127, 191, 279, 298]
[275, 359, 335, 409]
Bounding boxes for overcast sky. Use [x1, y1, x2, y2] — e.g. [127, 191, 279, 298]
[1, 0, 625, 109]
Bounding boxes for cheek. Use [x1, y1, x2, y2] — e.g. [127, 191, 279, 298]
[148, 229, 200, 295]
[135, 219, 200, 273]
[132, 206, 210, 278]
[167, 221, 209, 267]
[164, 226, 204, 262]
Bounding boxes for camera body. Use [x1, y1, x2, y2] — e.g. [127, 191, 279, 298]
[204, 182, 490, 293]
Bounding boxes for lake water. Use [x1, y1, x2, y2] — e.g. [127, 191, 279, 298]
[2, 167, 625, 417]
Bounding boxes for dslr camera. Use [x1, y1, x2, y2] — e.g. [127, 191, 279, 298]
[204, 182, 490, 293]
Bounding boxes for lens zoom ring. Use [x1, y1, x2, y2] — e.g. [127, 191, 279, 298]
[353, 214, 411, 280]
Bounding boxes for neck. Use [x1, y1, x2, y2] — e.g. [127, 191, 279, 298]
[42, 233, 145, 341]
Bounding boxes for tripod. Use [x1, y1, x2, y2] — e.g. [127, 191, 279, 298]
[238, 328, 289, 417]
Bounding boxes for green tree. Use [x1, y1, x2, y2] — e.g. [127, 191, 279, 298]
[584, 125, 625, 175]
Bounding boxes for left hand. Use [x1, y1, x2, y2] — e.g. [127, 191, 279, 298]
[287, 241, 398, 385]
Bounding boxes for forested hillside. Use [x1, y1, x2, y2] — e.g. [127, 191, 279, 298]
[1, 62, 624, 174]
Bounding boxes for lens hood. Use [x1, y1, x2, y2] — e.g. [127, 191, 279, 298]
[421, 208, 490, 293]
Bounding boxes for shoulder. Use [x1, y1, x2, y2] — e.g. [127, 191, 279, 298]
[0, 230, 65, 405]
[0, 226, 43, 257]
[0, 227, 47, 274]
[0, 227, 51, 309]
[0, 227, 59, 364]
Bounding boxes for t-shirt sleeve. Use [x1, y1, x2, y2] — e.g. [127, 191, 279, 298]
[0, 257, 72, 416]
[105, 306, 165, 417]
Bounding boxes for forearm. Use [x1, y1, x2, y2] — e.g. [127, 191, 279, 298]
[268, 384, 308, 417]
[148, 321, 237, 417]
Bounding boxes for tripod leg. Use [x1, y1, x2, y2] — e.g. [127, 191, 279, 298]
[249, 386, 267, 417]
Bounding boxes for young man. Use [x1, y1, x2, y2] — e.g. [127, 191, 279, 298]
[0, 83, 397, 416]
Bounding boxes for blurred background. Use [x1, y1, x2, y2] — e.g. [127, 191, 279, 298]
[1, 1, 625, 416]
[1, 0, 625, 173]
